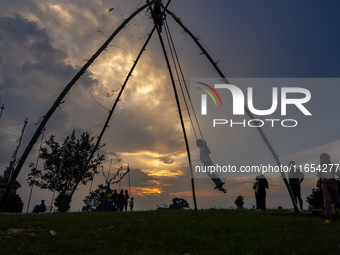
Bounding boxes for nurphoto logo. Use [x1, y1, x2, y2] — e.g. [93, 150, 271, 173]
[196, 80, 312, 128]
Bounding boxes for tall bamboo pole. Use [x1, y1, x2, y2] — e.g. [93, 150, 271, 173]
[155, 23, 197, 210]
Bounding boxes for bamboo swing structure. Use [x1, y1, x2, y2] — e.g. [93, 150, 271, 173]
[0, 0, 299, 213]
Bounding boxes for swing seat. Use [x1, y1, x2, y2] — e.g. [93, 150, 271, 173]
[33, 205, 53, 213]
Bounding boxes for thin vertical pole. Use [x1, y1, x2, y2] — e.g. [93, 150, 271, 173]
[7, 118, 28, 184]
[128, 164, 131, 197]
[118, 166, 122, 191]
[107, 158, 113, 183]
[155, 25, 197, 210]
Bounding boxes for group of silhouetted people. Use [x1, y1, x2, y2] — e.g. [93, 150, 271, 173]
[253, 161, 305, 211]
[107, 189, 134, 212]
[252, 153, 340, 223]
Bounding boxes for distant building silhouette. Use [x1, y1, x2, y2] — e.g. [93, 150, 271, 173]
[0, 167, 23, 213]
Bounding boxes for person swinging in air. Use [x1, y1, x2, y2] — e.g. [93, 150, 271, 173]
[196, 139, 226, 193]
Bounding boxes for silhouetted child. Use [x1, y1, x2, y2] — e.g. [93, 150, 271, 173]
[129, 197, 134, 211]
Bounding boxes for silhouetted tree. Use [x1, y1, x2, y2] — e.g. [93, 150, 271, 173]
[54, 193, 71, 212]
[27, 130, 104, 212]
[82, 184, 112, 212]
[234, 195, 244, 209]
[306, 188, 323, 210]
[169, 197, 190, 209]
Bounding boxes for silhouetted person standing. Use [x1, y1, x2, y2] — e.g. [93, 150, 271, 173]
[288, 161, 304, 211]
[257, 174, 269, 210]
[117, 189, 124, 212]
[253, 176, 260, 210]
[317, 153, 340, 223]
[124, 190, 129, 212]
[107, 191, 114, 211]
[112, 189, 118, 211]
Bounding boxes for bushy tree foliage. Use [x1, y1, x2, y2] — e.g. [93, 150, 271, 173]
[169, 197, 190, 209]
[54, 193, 71, 212]
[234, 195, 244, 209]
[82, 184, 112, 212]
[306, 188, 323, 210]
[27, 130, 104, 212]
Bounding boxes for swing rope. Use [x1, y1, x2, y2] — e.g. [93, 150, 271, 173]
[163, 18, 204, 141]
[128, 164, 131, 197]
[163, 20, 197, 140]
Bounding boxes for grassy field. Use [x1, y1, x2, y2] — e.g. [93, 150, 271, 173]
[0, 209, 340, 255]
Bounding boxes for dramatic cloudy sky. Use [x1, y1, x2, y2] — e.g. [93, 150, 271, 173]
[1, 0, 340, 212]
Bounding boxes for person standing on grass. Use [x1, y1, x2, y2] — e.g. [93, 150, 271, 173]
[257, 174, 269, 210]
[112, 189, 118, 211]
[117, 189, 124, 212]
[253, 176, 260, 210]
[107, 190, 114, 211]
[124, 190, 129, 212]
[316, 153, 340, 223]
[129, 197, 134, 211]
[288, 161, 305, 211]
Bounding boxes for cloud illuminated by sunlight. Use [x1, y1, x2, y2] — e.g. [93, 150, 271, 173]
[121, 150, 186, 159]
[121, 151, 187, 168]
[142, 169, 184, 177]
[48, 4, 73, 23]
[132, 187, 165, 196]
[137, 86, 153, 95]
[153, 156, 174, 165]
